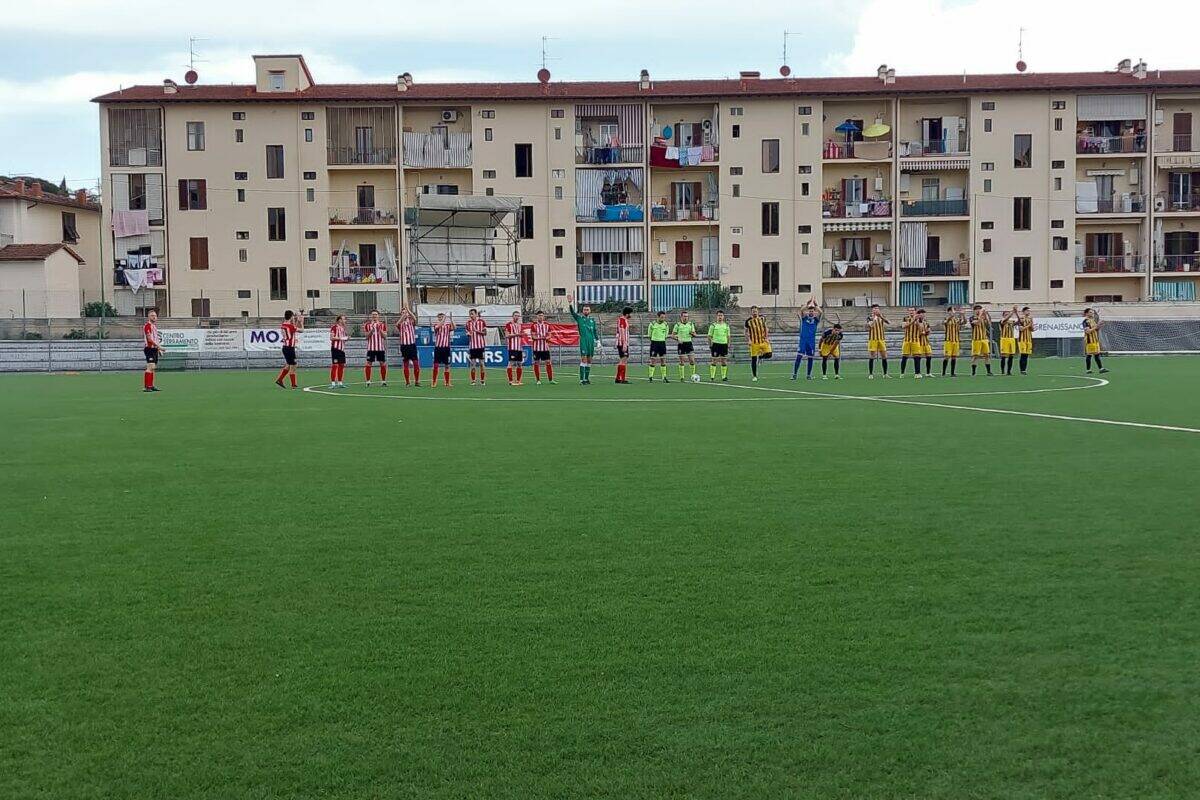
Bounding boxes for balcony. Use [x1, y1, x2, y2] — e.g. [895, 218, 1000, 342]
[577, 203, 644, 223]
[1154, 192, 1200, 212]
[1075, 194, 1145, 214]
[576, 144, 644, 165]
[823, 260, 891, 279]
[1076, 255, 1146, 274]
[577, 262, 645, 282]
[402, 131, 472, 168]
[899, 135, 969, 157]
[328, 207, 398, 227]
[652, 263, 718, 281]
[1076, 133, 1146, 155]
[822, 140, 892, 160]
[649, 143, 718, 168]
[899, 258, 970, 278]
[900, 198, 969, 217]
[1161, 134, 1197, 153]
[107, 147, 163, 168]
[650, 201, 719, 223]
[822, 198, 892, 220]
[329, 254, 398, 285]
[1157, 255, 1200, 272]
[113, 262, 166, 288]
[327, 146, 397, 167]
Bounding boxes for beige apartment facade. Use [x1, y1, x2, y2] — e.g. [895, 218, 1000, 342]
[93, 55, 1200, 317]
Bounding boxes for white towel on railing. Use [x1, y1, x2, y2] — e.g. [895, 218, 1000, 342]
[112, 210, 150, 238]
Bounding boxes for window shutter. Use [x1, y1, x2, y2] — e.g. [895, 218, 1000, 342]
[112, 173, 131, 212]
[197, 180, 207, 209]
[178, 179, 188, 210]
[190, 237, 209, 269]
[145, 174, 164, 223]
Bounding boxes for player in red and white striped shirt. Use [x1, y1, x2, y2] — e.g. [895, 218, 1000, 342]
[275, 309, 304, 388]
[329, 315, 348, 387]
[141, 309, 161, 392]
[430, 312, 455, 387]
[363, 310, 389, 386]
[395, 308, 420, 387]
[465, 308, 489, 386]
[615, 306, 633, 384]
[530, 311, 556, 385]
[504, 311, 525, 385]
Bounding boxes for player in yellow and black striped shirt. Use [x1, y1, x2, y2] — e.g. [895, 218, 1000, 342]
[1082, 308, 1109, 373]
[899, 308, 924, 377]
[970, 304, 994, 376]
[941, 306, 966, 376]
[744, 306, 772, 382]
[1017, 306, 1035, 375]
[866, 304, 891, 378]
[998, 306, 1019, 376]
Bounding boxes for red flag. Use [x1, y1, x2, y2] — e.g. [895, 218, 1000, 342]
[521, 322, 579, 347]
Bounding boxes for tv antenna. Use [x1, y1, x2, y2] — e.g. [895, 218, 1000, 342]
[537, 35, 559, 83]
[779, 31, 799, 77]
[184, 36, 208, 83]
[1015, 27, 1027, 72]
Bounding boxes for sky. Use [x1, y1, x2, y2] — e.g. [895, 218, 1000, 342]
[2, 0, 1197, 191]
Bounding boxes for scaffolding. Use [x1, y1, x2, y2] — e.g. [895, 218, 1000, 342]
[406, 195, 522, 303]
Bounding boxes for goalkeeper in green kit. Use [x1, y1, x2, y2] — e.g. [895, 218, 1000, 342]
[568, 302, 599, 384]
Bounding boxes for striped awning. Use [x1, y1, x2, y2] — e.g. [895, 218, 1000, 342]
[899, 157, 970, 171]
[1157, 154, 1200, 168]
[823, 220, 892, 232]
[575, 103, 645, 146]
[576, 283, 643, 304]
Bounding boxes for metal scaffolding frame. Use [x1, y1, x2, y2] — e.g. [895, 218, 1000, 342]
[406, 195, 522, 296]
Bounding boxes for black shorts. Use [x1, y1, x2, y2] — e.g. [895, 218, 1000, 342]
[468, 347, 485, 361]
[710, 343, 729, 358]
[400, 343, 418, 362]
[143, 346, 158, 364]
[366, 349, 386, 363]
[677, 342, 694, 356]
[617, 345, 629, 359]
[533, 350, 551, 362]
[331, 348, 346, 364]
[649, 340, 667, 357]
[433, 346, 451, 365]
[508, 349, 524, 363]
[281, 345, 297, 366]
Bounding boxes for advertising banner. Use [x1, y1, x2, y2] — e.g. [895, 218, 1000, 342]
[159, 328, 244, 352]
[243, 328, 327, 351]
[1031, 318, 1084, 339]
[417, 345, 531, 368]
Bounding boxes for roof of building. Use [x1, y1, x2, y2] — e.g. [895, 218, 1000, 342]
[92, 68, 1200, 104]
[0, 182, 99, 212]
[0, 243, 86, 264]
[252, 53, 316, 86]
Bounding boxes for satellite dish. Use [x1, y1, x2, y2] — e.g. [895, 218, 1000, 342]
[662, 125, 673, 138]
[1016, 60, 1027, 73]
[537, 68, 551, 83]
[780, 65, 791, 77]
[184, 69, 199, 85]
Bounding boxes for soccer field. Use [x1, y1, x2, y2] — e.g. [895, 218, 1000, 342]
[3, 357, 1199, 799]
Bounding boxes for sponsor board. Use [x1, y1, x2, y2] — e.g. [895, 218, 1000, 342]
[418, 345, 531, 368]
[1031, 318, 1085, 339]
[243, 329, 328, 351]
[159, 328, 244, 353]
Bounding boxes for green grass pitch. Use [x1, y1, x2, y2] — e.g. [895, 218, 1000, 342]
[2, 357, 1199, 799]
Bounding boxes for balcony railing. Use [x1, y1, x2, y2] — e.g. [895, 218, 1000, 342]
[649, 143, 718, 168]
[899, 135, 969, 157]
[108, 147, 163, 167]
[900, 198, 969, 217]
[1076, 194, 1145, 214]
[577, 203, 645, 223]
[1161, 133, 1197, 153]
[822, 140, 892, 160]
[1076, 133, 1146, 154]
[576, 144, 644, 165]
[823, 260, 891, 279]
[1155, 192, 1200, 212]
[113, 263, 166, 288]
[576, 262, 645, 282]
[329, 261, 399, 284]
[328, 207, 398, 226]
[650, 202, 719, 223]
[899, 258, 970, 277]
[652, 263, 719, 281]
[327, 146, 397, 166]
[1157, 255, 1200, 272]
[1076, 255, 1146, 273]
[823, 198, 893, 219]
[402, 132, 471, 168]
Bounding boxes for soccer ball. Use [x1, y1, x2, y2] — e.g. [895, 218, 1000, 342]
[690, 373, 702, 383]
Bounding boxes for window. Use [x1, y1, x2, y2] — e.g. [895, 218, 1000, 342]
[761, 139, 780, 173]
[798, 224, 811, 234]
[554, 127, 561, 140]
[982, 101, 995, 111]
[732, 124, 741, 139]
[481, 169, 496, 179]
[729, 166, 743, 176]
[237, 289, 251, 298]
[518, 205, 534, 239]
[234, 171, 248, 181]
[554, 245, 563, 258]
[306, 290, 320, 299]
[801, 242, 809, 255]
[1052, 236, 1068, 251]
[551, 169, 565, 180]
[554, 186, 563, 200]
[552, 228, 566, 237]
[798, 105, 812, 115]
[761, 262, 780, 295]
[232, 112, 245, 120]
[267, 208, 286, 241]
[186, 121, 205, 151]
[521, 265, 535, 297]
[305, 128, 313, 143]
[305, 188, 314, 202]
[550, 108, 565, 118]
[984, 119, 992, 133]
[730, 106, 744, 116]
[1053, 177, 1062, 191]
[308, 247, 317, 262]
[801, 182, 810, 196]
[981, 221, 994, 230]
[732, 243, 740, 258]
[1014, 134, 1032, 168]
[1054, 117, 1063, 132]
[301, 171, 315, 181]
[301, 111, 315, 121]
[1013, 197, 1031, 230]
[514, 143, 533, 178]
[981, 162, 994, 171]
[237, 189, 246, 202]
[178, 179, 207, 210]
[732, 184, 740, 197]
[1051, 219, 1064, 229]
[191, 298, 211, 317]
[128, 174, 146, 210]
[304, 230, 318, 240]
[798, 165, 812, 174]
[266, 145, 285, 179]
[1013, 256, 1031, 290]
[1052, 100, 1066, 110]
[268, 71, 285, 91]
[983, 179, 992, 192]
[359, 244, 377, 267]
[728, 285, 743, 294]
[189, 237, 209, 270]
[1051, 279, 1064, 288]
[1052, 160, 1065, 169]
[235, 128, 244, 143]
[485, 188, 494, 196]
[982, 238, 992, 252]
[481, 110, 496, 118]
[801, 122, 810, 136]
[981, 281, 994, 289]
[236, 231, 249, 240]
[761, 202, 780, 236]
[484, 127, 493, 141]
[61, 212, 78, 243]
[269, 267, 288, 300]
[238, 249, 247, 262]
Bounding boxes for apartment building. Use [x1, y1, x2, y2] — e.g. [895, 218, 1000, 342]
[93, 55, 1200, 317]
[0, 179, 101, 318]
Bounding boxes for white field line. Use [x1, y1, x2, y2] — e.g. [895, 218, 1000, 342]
[301, 383, 833, 403]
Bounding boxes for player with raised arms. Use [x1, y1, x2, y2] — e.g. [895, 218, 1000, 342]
[329, 314, 347, 388]
[1017, 307, 1035, 375]
[998, 306, 1019, 376]
[942, 305, 965, 377]
[1083, 308, 1109, 374]
[275, 309, 303, 389]
[465, 308, 489, 387]
[395, 308, 420, 387]
[970, 304, 993, 376]
[866, 304, 890, 379]
[430, 312, 454, 388]
[568, 301, 599, 385]
[363, 309, 388, 387]
[504, 310, 525, 386]
[744, 306, 772, 383]
[792, 299, 822, 381]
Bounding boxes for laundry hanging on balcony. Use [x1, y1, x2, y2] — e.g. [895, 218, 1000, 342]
[574, 168, 643, 220]
[899, 222, 928, 270]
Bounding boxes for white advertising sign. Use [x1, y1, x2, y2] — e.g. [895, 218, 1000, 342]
[243, 328, 327, 351]
[160, 328, 245, 352]
[1031, 317, 1084, 339]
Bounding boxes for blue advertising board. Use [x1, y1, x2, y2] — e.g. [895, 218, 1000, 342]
[417, 345, 531, 368]
[414, 326, 469, 347]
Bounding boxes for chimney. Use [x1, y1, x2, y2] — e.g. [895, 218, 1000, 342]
[739, 70, 761, 80]
[14, 179, 25, 194]
[639, 69, 651, 91]
[401, 72, 413, 89]
[75, 189, 89, 204]
[877, 64, 895, 84]
[30, 182, 42, 197]
[163, 78, 178, 94]
[1117, 59, 1132, 74]
[1133, 60, 1148, 80]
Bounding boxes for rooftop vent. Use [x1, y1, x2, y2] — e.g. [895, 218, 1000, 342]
[397, 72, 413, 91]
[639, 69, 651, 90]
[877, 64, 895, 84]
[1133, 60, 1148, 80]
[1116, 59, 1132, 74]
[163, 79, 178, 94]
